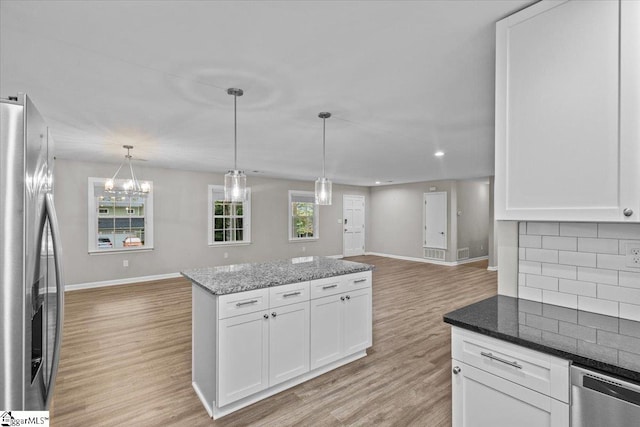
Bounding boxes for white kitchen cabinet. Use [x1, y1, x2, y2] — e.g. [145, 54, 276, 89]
[495, 0, 640, 221]
[451, 327, 570, 427]
[452, 361, 569, 427]
[268, 301, 310, 386]
[218, 310, 269, 407]
[310, 285, 372, 370]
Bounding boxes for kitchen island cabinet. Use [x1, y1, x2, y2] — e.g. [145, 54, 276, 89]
[182, 257, 373, 419]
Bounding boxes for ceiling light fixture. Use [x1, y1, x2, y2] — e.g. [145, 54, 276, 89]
[434, 151, 445, 157]
[224, 88, 247, 202]
[315, 112, 332, 205]
[375, 181, 381, 185]
[104, 145, 150, 196]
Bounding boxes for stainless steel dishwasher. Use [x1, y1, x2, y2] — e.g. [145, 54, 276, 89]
[571, 365, 640, 427]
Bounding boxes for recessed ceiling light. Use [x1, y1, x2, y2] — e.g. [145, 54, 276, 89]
[434, 151, 445, 157]
[375, 181, 381, 184]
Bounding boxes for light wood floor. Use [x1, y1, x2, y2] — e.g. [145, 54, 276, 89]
[51, 255, 496, 426]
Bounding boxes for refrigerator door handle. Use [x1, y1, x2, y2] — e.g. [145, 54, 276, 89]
[44, 193, 64, 408]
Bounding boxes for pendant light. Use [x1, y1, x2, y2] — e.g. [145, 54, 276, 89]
[224, 88, 247, 202]
[315, 112, 332, 205]
[104, 145, 150, 197]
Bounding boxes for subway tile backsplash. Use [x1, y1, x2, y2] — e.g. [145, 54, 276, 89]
[518, 222, 640, 321]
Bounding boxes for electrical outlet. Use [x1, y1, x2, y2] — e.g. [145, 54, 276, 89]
[123, 260, 129, 268]
[626, 243, 640, 267]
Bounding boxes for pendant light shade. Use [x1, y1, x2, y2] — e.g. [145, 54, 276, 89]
[224, 88, 247, 202]
[315, 112, 332, 205]
[104, 145, 150, 197]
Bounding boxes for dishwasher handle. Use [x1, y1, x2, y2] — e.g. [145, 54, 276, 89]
[583, 375, 640, 407]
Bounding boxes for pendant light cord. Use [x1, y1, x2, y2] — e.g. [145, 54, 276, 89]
[322, 117, 326, 178]
[233, 93, 238, 171]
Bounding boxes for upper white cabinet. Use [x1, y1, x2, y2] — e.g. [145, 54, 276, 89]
[495, 0, 640, 221]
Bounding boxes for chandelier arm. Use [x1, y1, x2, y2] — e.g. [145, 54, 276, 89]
[111, 161, 125, 182]
[128, 158, 140, 192]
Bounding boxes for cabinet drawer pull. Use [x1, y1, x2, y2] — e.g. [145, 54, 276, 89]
[236, 300, 258, 307]
[283, 291, 301, 297]
[480, 351, 523, 369]
[322, 284, 338, 290]
[353, 278, 367, 283]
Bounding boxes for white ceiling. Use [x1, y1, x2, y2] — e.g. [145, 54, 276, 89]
[0, 0, 531, 186]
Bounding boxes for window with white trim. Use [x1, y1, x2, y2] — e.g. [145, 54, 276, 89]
[208, 185, 251, 246]
[289, 191, 319, 241]
[88, 177, 154, 253]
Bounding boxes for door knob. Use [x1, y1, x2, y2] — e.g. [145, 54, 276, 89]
[624, 208, 633, 217]
[452, 366, 461, 375]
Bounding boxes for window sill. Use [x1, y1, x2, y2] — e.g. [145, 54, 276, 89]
[89, 247, 154, 255]
[208, 241, 252, 247]
[289, 238, 319, 242]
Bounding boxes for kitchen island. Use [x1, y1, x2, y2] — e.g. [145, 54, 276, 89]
[182, 256, 374, 419]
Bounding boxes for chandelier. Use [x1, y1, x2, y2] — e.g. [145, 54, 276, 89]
[224, 88, 247, 202]
[315, 112, 332, 205]
[104, 145, 150, 196]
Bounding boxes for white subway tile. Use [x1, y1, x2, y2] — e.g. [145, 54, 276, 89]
[559, 279, 597, 297]
[543, 290, 578, 309]
[527, 275, 559, 291]
[578, 296, 619, 317]
[518, 273, 526, 286]
[519, 261, 542, 275]
[527, 222, 559, 236]
[519, 222, 527, 235]
[542, 236, 577, 251]
[527, 248, 559, 263]
[620, 303, 640, 322]
[542, 263, 576, 279]
[598, 223, 640, 239]
[598, 284, 640, 305]
[519, 286, 542, 302]
[560, 223, 597, 237]
[520, 235, 542, 248]
[559, 251, 596, 267]
[577, 267, 618, 285]
[519, 248, 526, 260]
[620, 271, 640, 289]
[578, 238, 619, 254]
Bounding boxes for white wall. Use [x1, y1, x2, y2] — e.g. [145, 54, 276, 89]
[456, 180, 490, 259]
[54, 159, 370, 285]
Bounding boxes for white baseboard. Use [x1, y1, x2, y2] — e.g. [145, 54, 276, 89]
[65, 272, 182, 292]
[487, 266, 498, 271]
[364, 252, 488, 267]
[326, 254, 344, 259]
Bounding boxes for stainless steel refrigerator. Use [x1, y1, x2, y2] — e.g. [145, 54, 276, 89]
[1, 93, 64, 410]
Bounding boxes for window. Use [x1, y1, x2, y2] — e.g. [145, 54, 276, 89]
[88, 177, 154, 253]
[289, 191, 319, 240]
[208, 185, 251, 246]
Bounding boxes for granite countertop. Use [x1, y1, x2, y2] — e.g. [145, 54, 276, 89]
[444, 295, 640, 382]
[181, 256, 374, 296]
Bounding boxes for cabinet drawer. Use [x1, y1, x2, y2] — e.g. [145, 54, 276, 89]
[269, 281, 310, 308]
[452, 327, 569, 403]
[343, 271, 372, 291]
[310, 276, 345, 299]
[218, 288, 269, 319]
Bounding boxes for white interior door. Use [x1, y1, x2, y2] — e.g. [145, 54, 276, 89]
[424, 192, 447, 249]
[343, 195, 365, 257]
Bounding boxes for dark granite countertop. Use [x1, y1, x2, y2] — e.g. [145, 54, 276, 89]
[182, 256, 374, 296]
[444, 295, 640, 383]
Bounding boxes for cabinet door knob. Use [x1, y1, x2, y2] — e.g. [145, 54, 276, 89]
[624, 208, 634, 217]
[263, 314, 269, 319]
[346, 295, 351, 300]
[271, 312, 277, 318]
[340, 296, 345, 301]
[452, 366, 461, 375]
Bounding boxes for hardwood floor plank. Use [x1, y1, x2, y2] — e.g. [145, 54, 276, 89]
[51, 255, 496, 426]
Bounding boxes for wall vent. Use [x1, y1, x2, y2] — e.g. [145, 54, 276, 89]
[424, 248, 446, 260]
[457, 247, 470, 260]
